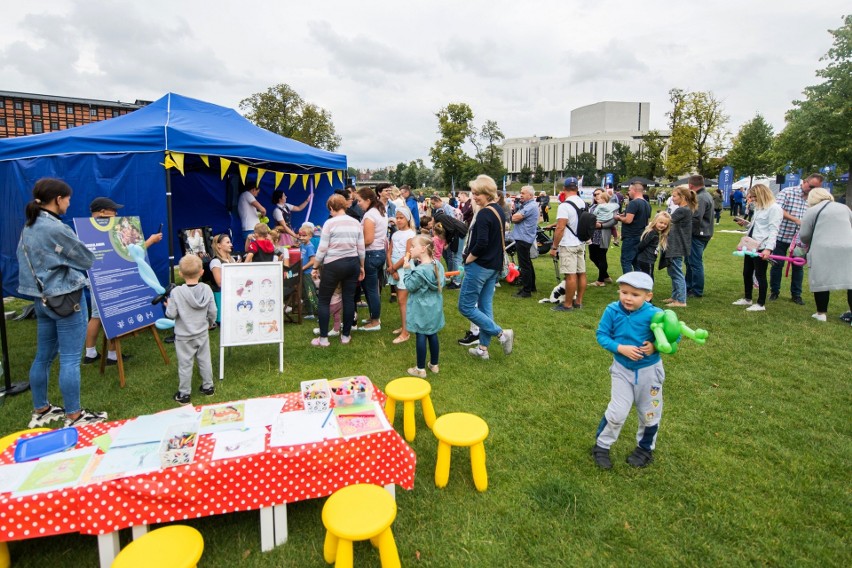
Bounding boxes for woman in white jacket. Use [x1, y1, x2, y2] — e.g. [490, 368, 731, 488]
[731, 184, 783, 312]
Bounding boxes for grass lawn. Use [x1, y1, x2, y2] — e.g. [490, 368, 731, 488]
[1, 216, 850, 567]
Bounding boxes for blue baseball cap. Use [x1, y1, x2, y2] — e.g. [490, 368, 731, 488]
[563, 177, 578, 188]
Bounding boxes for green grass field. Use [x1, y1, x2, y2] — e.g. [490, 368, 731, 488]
[1, 216, 850, 567]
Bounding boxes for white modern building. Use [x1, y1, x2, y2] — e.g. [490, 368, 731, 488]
[502, 101, 669, 180]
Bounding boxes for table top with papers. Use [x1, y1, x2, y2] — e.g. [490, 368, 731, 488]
[0, 388, 416, 541]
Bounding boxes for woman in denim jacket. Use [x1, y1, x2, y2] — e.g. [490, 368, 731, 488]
[16, 178, 107, 429]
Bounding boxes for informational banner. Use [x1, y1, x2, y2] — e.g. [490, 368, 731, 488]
[74, 216, 159, 339]
[784, 172, 801, 189]
[719, 166, 734, 207]
[604, 172, 614, 188]
[219, 262, 284, 347]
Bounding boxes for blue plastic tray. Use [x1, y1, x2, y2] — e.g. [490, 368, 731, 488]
[14, 428, 78, 462]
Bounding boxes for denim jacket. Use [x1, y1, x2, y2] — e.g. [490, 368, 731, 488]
[16, 210, 94, 298]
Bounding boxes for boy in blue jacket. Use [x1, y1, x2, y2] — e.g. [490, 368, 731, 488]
[593, 271, 665, 469]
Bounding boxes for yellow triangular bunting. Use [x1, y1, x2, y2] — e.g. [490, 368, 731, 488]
[274, 172, 284, 189]
[256, 168, 266, 186]
[301, 174, 309, 189]
[314, 173, 321, 188]
[288, 174, 297, 190]
[337, 170, 344, 183]
[171, 152, 185, 176]
[220, 158, 231, 179]
[200, 155, 209, 167]
[163, 154, 177, 170]
[326, 171, 333, 185]
[239, 164, 249, 184]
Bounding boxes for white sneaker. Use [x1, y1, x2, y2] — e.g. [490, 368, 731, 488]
[745, 304, 766, 312]
[732, 299, 753, 306]
[811, 313, 827, 322]
[499, 329, 514, 355]
[406, 367, 427, 378]
[468, 347, 490, 360]
[28, 404, 65, 428]
[313, 327, 339, 336]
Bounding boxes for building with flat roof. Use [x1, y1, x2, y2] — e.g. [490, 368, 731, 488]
[502, 101, 668, 181]
[0, 90, 149, 138]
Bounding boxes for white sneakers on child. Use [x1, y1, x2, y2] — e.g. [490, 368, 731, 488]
[732, 299, 753, 306]
[407, 367, 427, 378]
[313, 328, 340, 337]
[745, 304, 766, 312]
[468, 347, 490, 360]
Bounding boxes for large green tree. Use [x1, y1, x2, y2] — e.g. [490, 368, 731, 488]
[631, 130, 668, 180]
[239, 83, 341, 151]
[603, 142, 632, 181]
[468, 118, 507, 183]
[664, 88, 729, 178]
[429, 103, 475, 189]
[774, 15, 852, 204]
[727, 114, 774, 184]
[563, 152, 599, 185]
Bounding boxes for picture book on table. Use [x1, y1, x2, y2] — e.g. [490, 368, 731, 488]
[199, 402, 246, 432]
[334, 403, 388, 438]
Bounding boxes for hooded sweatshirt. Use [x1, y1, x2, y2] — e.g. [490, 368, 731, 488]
[165, 283, 217, 338]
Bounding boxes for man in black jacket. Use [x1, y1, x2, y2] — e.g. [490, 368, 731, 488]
[685, 175, 715, 298]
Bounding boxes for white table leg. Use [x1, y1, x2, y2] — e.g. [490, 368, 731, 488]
[97, 532, 120, 568]
[273, 504, 288, 545]
[384, 483, 396, 500]
[260, 506, 274, 552]
[131, 524, 148, 540]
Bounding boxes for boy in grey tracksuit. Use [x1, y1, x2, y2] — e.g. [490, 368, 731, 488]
[165, 255, 217, 405]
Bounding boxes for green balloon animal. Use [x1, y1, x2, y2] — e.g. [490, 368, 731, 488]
[650, 309, 709, 354]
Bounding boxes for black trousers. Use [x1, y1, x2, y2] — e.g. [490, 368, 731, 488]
[743, 255, 769, 305]
[317, 256, 360, 338]
[515, 239, 535, 293]
[588, 244, 609, 282]
[814, 290, 852, 313]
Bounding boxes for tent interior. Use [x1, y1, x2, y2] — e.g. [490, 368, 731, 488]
[0, 93, 347, 298]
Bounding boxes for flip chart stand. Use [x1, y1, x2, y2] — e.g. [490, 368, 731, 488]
[100, 324, 170, 387]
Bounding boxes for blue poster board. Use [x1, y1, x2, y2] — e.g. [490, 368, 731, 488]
[718, 166, 734, 207]
[73, 216, 160, 339]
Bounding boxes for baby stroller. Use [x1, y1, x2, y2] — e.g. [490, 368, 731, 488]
[505, 227, 554, 261]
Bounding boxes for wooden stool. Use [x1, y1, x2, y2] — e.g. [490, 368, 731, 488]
[432, 413, 489, 492]
[321, 484, 400, 568]
[384, 377, 437, 442]
[111, 525, 203, 568]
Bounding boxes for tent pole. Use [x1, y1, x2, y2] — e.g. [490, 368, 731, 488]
[0, 262, 30, 397]
[165, 161, 175, 284]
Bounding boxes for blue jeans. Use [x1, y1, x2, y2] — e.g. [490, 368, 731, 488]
[769, 240, 803, 298]
[457, 262, 501, 347]
[363, 250, 386, 320]
[416, 333, 439, 368]
[452, 237, 466, 284]
[685, 237, 709, 296]
[666, 257, 686, 303]
[620, 236, 640, 275]
[30, 293, 88, 415]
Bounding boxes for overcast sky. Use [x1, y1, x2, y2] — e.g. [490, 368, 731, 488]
[1, 1, 846, 169]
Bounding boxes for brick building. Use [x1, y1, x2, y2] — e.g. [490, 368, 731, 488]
[0, 90, 150, 138]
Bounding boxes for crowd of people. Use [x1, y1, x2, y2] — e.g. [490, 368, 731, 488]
[13, 171, 852, 449]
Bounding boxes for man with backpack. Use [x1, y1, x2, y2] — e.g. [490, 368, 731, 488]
[549, 178, 592, 312]
[615, 182, 652, 275]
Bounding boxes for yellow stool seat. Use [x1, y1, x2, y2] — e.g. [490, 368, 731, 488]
[111, 525, 204, 568]
[432, 413, 490, 492]
[322, 484, 400, 568]
[384, 377, 437, 442]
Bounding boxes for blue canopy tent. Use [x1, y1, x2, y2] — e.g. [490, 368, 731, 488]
[0, 92, 347, 298]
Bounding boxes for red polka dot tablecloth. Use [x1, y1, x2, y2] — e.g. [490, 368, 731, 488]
[0, 390, 416, 541]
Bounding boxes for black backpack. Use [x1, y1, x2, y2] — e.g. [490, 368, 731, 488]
[434, 210, 468, 240]
[565, 200, 597, 242]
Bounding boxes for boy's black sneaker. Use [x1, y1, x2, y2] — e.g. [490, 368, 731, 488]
[83, 353, 101, 365]
[200, 385, 215, 396]
[173, 392, 191, 405]
[592, 445, 612, 470]
[626, 446, 654, 468]
[457, 332, 480, 346]
[105, 354, 132, 366]
[839, 311, 852, 323]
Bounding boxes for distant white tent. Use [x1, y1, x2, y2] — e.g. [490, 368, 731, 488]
[731, 176, 774, 189]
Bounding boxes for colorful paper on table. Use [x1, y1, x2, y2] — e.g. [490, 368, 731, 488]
[243, 398, 286, 429]
[90, 433, 113, 453]
[199, 402, 246, 433]
[0, 461, 37, 493]
[334, 402, 390, 438]
[14, 447, 97, 496]
[211, 428, 267, 461]
[89, 442, 161, 481]
[111, 411, 200, 448]
[269, 410, 341, 447]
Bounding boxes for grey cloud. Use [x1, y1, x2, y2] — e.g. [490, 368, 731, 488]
[561, 42, 649, 83]
[438, 39, 504, 77]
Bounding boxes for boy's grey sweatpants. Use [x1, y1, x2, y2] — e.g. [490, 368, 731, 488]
[595, 359, 665, 451]
[175, 333, 213, 396]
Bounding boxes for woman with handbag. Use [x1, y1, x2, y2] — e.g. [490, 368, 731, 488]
[798, 188, 852, 323]
[458, 175, 514, 360]
[16, 178, 107, 429]
[732, 184, 783, 312]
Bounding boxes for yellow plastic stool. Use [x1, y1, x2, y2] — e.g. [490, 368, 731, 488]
[384, 377, 437, 442]
[321, 484, 400, 568]
[432, 413, 489, 492]
[111, 525, 204, 568]
[0, 428, 51, 568]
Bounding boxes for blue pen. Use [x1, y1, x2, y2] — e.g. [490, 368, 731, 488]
[321, 408, 333, 428]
